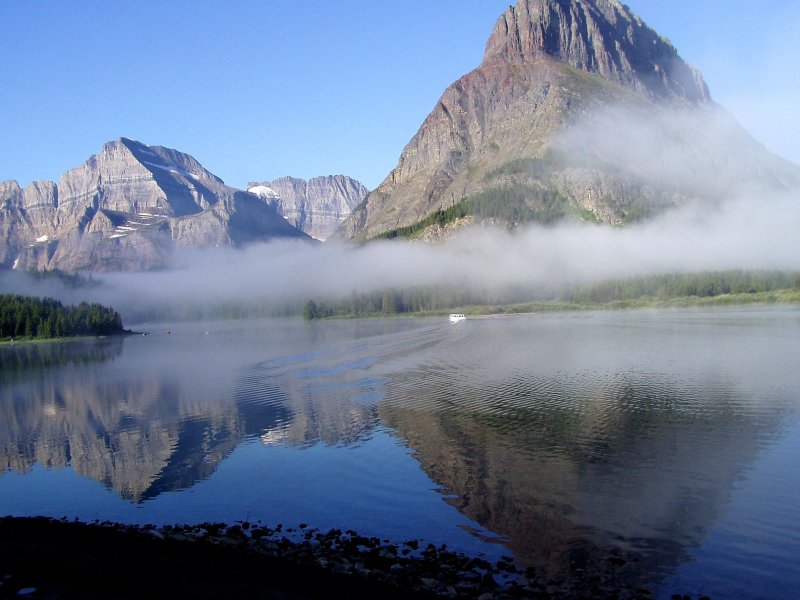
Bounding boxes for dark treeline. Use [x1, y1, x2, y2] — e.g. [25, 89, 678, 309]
[0, 295, 125, 340]
[304, 286, 491, 320]
[561, 270, 800, 304]
[26, 269, 99, 288]
[120, 299, 301, 325]
[303, 270, 800, 319]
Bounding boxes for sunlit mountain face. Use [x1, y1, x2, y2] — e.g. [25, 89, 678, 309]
[340, 0, 800, 243]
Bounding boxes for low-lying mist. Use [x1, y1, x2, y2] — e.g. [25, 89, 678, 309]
[3, 190, 798, 323]
[2, 100, 798, 323]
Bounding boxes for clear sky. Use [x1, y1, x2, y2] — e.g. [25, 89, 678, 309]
[1, 0, 798, 191]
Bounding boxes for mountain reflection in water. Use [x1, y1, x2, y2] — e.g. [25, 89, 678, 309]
[1, 336, 239, 502]
[0, 320, 412, 503]
[1, 309, 799, 598]
[377, 312, 799, 591]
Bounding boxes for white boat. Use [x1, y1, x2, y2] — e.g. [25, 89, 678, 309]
[449, 313, 466, 323]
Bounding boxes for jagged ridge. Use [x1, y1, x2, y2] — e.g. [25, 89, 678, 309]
[0, 138, 309, 272]
[248, 175, 368, 241]
[482, 0, 709, 103]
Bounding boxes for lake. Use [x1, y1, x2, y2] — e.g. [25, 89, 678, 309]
[2, 306, 799, 599]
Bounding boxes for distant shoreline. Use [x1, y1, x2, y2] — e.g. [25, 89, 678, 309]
[454, 289, 800, 317]
[0, 329, 137, 347]
[310, 290, 800, 322]
[4, 294, 795, 336]
[295, 271, 799, 322]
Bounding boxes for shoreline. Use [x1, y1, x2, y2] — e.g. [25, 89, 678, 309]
[314, 292, 800, 321]
[0, 330, 137, 347]
[0, 516, 700, 599]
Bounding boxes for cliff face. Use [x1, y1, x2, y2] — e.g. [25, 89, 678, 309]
[339, 0, 800, 241]
[0, 138, 309, 272]
[248, 175, 368, 241]
[482, 0, 709, 103]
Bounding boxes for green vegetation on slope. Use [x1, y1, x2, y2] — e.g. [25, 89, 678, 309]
[0, 294, 125, 340]
[371, 185, 571, 241]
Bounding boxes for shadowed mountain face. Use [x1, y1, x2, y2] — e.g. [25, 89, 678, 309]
[0, 138, 309, 272]
[339, 0, 800, 241]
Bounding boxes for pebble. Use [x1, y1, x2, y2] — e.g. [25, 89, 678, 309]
[145, 529, 164, 540]
[420, 577, 439, 589]
[5, 517, 708, 600]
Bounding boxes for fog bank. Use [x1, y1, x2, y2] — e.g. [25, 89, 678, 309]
[3, 99, 799, 320]
[3, 190, 797, 321]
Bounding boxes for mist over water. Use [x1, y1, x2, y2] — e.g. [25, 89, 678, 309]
[2, 99, 798, 321]
[2, 97, 799, 598]
[4, 191, 795, 321]
[2, 309, 799, 599]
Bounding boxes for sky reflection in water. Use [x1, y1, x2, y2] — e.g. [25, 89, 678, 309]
[1, 307, 799, 599]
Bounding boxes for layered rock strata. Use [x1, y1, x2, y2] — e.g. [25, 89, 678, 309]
[0, 138, 308, 272]
[248, 175, 367, 241]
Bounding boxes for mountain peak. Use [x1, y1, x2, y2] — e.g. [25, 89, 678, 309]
[249, 175, 368, 241]
[482, 0, 709, 103]
[338, 0, 798, 243]
[1, 139, 309, 272]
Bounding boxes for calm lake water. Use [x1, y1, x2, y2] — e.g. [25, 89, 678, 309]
[2, 307, 799, 598]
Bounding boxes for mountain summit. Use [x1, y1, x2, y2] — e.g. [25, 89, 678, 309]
[0, 139, 309, 272]
[339, 0, 799, 242]
[482, 0, 709, 103]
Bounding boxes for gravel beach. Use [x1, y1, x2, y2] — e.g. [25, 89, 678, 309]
[0, 517, 706, 599]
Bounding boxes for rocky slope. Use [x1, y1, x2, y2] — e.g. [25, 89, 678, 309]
[248, 175, 367, 241]
[339, 0, 800, 241]
[0, 138, 309, 272]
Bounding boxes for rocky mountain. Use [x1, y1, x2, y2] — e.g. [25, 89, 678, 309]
[247, 175, 367, 241]
[0, 138, 309, 272]
[339, 0, 800, 241]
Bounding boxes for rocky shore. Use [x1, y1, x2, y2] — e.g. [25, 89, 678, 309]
[0, 517, 706, 599]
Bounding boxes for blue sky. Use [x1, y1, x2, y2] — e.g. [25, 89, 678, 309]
[1, 0, 798, 191]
